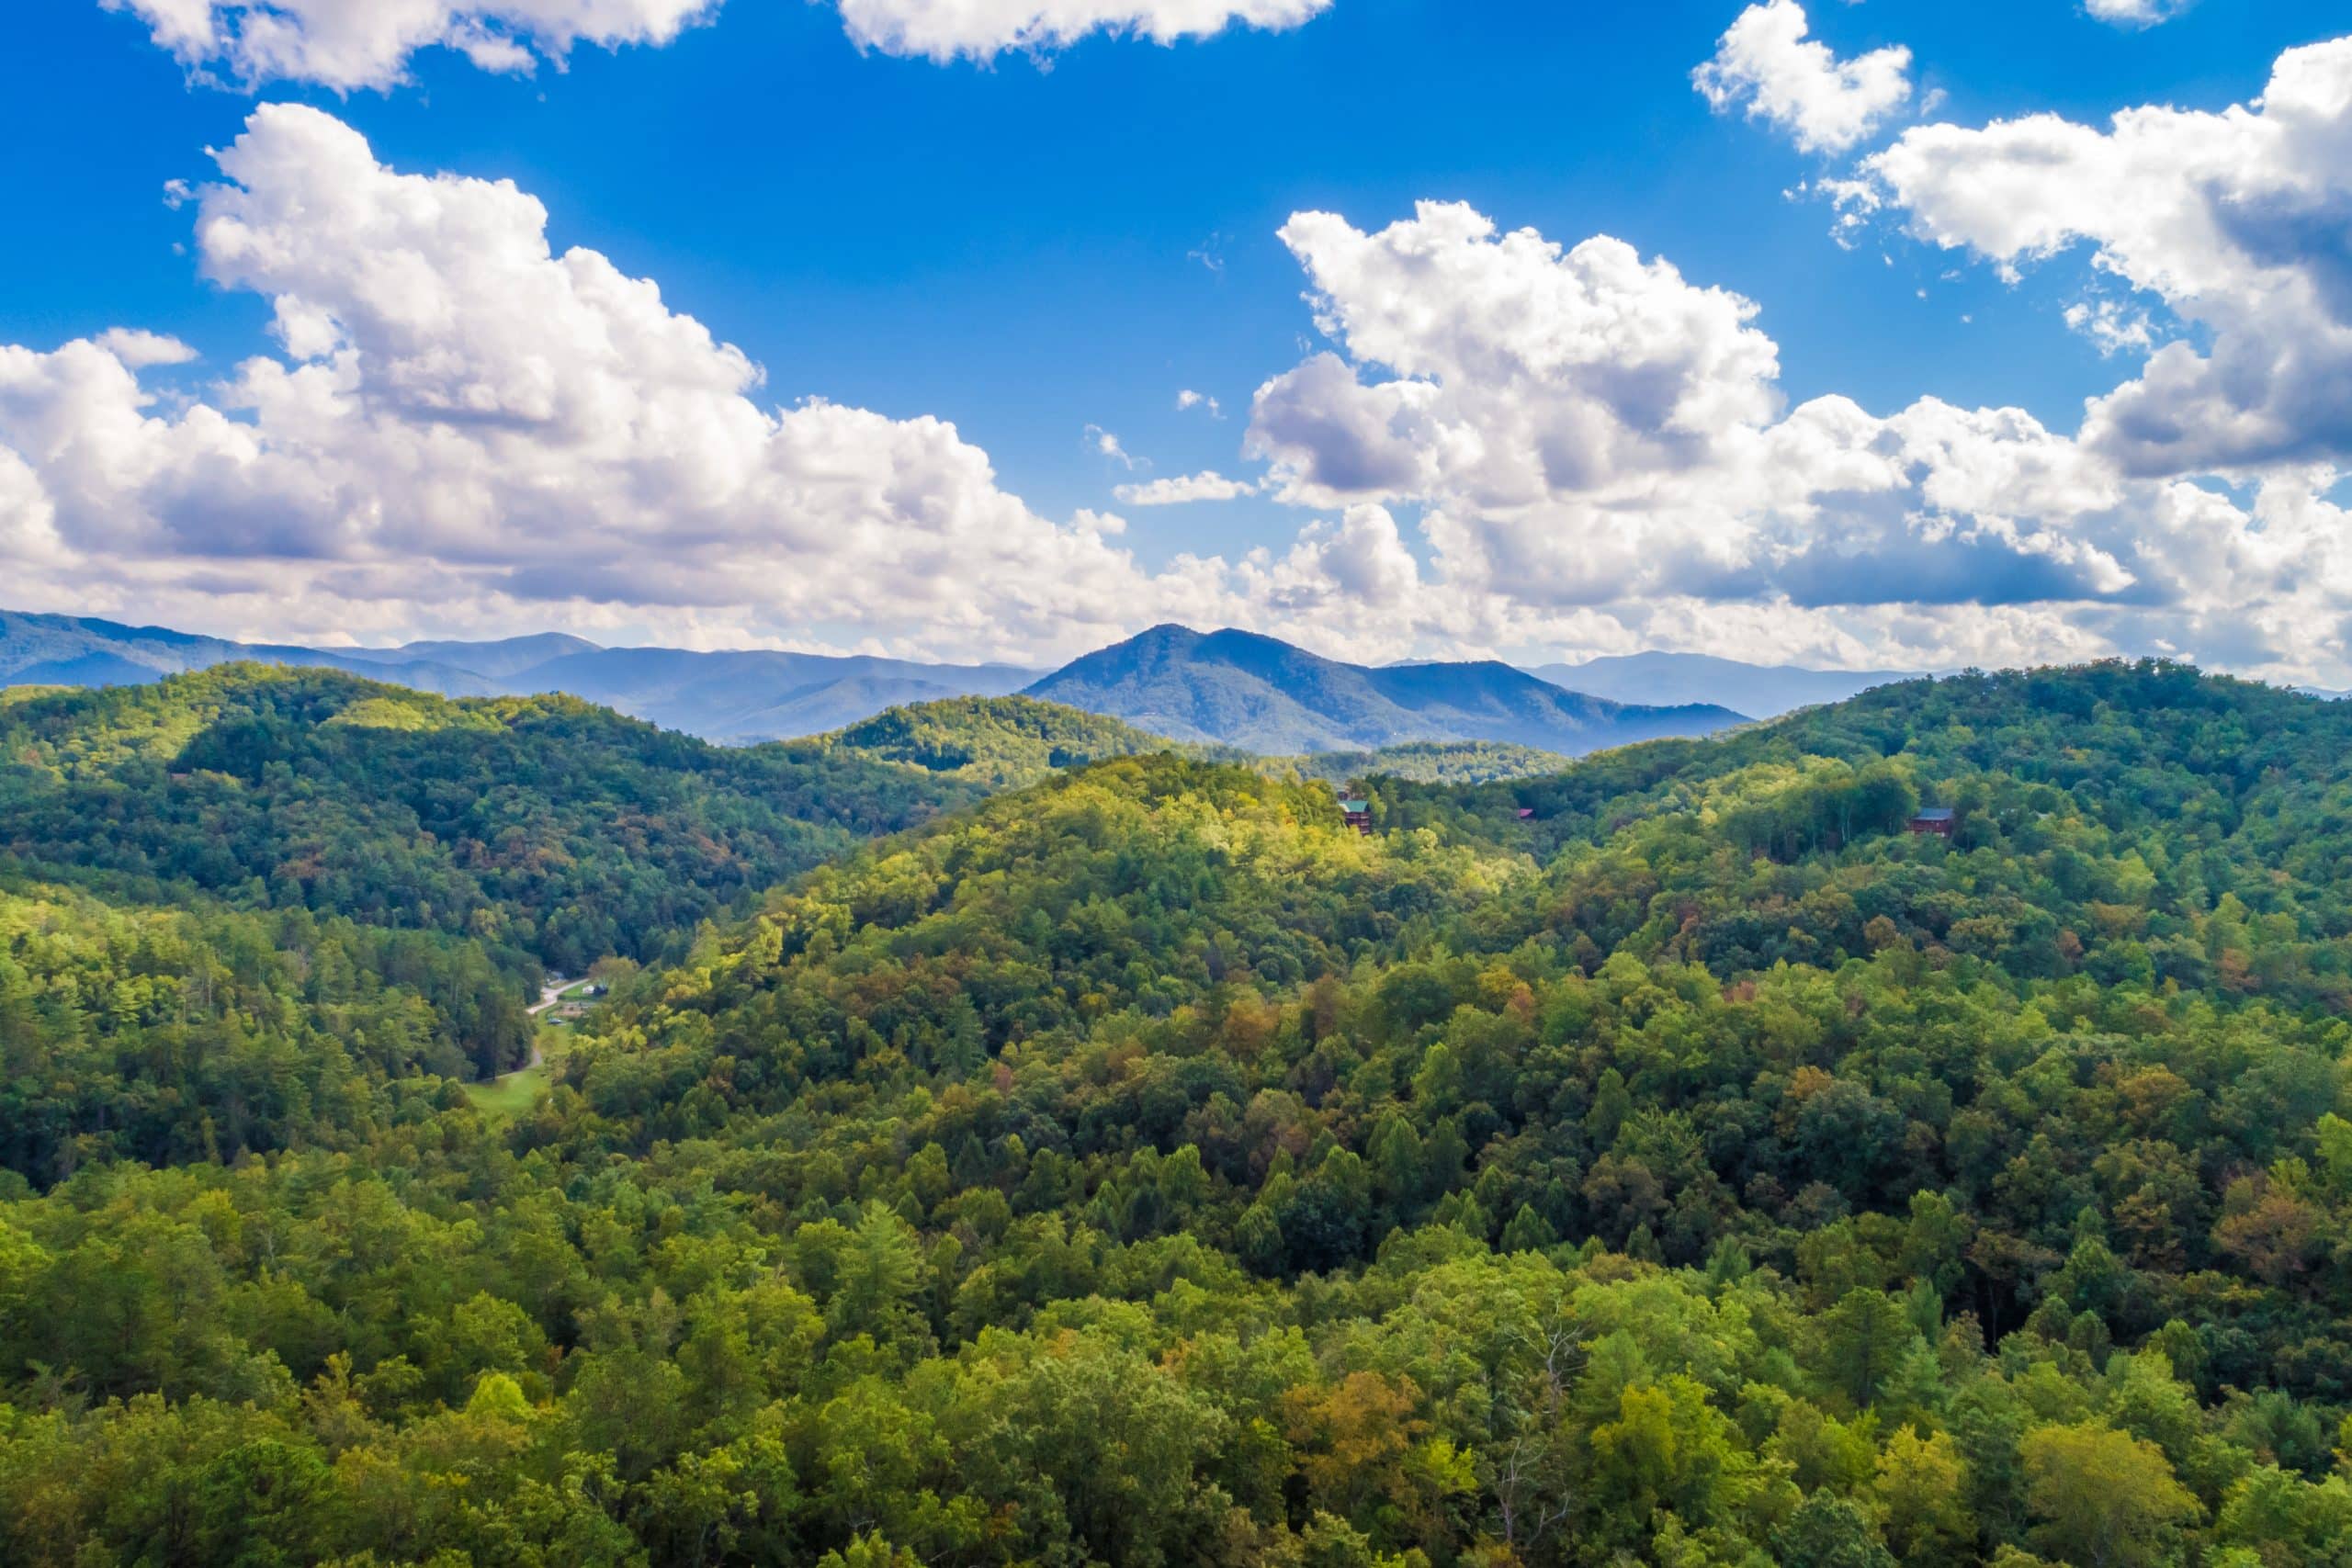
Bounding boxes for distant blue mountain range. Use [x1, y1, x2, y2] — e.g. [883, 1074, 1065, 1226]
[1029, 626, 1747, 755]
[4, 609, 1784, 753]
[1522, 651, 1932, 719]
[0, 612, 1035, 742]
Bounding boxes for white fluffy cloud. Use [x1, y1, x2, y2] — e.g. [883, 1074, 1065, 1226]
[833, 0, 1330, 62]
[1863, 36, 2352, 476]
[0, 107, 1276, 660]
[1114, 471, 1259, 504]
[1247, 203, 1783, 511]
[101, 0, 1329, 86]
[1237, 193, 2352, 683]
[28, 32, 2352, 683]
[1693, 0, 1914, 154]
[2085, 0, 2191, 28]
[100, 0, 717, 89]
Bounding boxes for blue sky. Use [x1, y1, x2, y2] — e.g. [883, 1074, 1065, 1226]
[5, 1, 2352, 677]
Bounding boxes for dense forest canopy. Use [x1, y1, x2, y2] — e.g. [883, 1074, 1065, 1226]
[0, 664, 979, 974]
[820, 695, 1201, 789]
[818, 695, 1568, 791]
[0, 879, 514, 1180]
[4, 661, 2352, 1565]
[1281, 740, 1577, 787]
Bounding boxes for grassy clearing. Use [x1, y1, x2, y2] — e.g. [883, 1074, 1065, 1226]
[463, 1066, 549, 1118]
[462, 1028, 563, 1118]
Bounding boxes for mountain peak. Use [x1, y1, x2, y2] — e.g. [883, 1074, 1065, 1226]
[1030, 626, 1746, 754]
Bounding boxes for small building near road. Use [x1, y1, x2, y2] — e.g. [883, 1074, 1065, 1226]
[1908, 807, 1957, 838]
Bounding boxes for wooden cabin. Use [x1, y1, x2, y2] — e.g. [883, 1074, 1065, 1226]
[1339, 795, 1374, 835]
[1907, 807, 1956, 837]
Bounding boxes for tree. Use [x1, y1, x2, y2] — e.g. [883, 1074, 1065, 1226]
[1812, 1290, 1920, 1411]
[2021, 1423, 2200, 1568]
[1772, 1490, 1895, 1568]
[1872, 1427, 1972, 1566]
[1499, 1203, 1559, 1254]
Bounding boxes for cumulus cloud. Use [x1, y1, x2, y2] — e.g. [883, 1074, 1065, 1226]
[100, 0, 1327, 89]
[1862, 35, 2352, 476]
[0, 106, 1279, 661]
[99, 0, 718, 90]
[1693, 0, 1914, 154]
[1176, 389, 1223, 417]
[2085, 0, 2191, 28]
[834, 0, 1331, 62]
[1086, 425, 1139, 468]
[1247, 203, 1782, 510]
[27, 34, 2352, 685]
[6, 108, 1575, 671]
[1114, 471, 1259, 504]
[1238, 195, 2352, 684]
[92, 329, 201, 368]
[2064, 299, 2158, 356]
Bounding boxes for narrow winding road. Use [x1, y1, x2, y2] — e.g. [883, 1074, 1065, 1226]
[502, 976, 574, 1077]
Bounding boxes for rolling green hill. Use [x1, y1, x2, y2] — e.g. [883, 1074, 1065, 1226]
[824, 694, 1572, 791]
[6, 662, 2352, 1565]
[1282, 738, 1574, 786]
[821, 694, 1204, 787]
[0, 878, 523, 1179]
[0, 663, 982, 973]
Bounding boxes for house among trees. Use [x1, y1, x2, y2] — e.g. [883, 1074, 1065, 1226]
[1338, 793, 1374, 834]
[1907, 806, 1957, 837]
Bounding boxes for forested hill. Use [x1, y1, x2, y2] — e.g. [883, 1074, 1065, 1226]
[1391, 660, 2352, 990]
[820, 695, 1570, 790]
[10, 661, 2352, 1564]
[820, 694, 1207, 787]
[0, 879, 524, 1178]
[1281, 738, 1573, 785]
[1025, 624, 1747, 753]
[0, 663, 981, 973]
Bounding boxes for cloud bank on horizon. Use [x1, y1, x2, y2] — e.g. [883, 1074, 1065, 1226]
[14, 2, 2351, 685]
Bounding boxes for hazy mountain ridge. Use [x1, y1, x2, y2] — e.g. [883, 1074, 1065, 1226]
[1029, 626, 1747, 754]
[0, 612, 1037, 744]
[503, 648, 1037, 743]
[0, 612, 1904, 750]
[1525, 650, 1932, 719]
[0, 611, 512, 696]
[339, 632, 601, 681]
